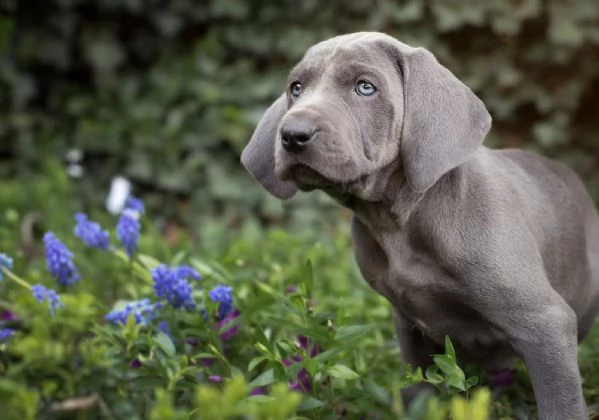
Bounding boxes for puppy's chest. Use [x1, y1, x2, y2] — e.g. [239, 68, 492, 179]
[358, 229, 504, 353]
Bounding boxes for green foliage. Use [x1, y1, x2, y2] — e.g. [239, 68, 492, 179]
[0, 175, 491, 419]
[1, 0, 597, 238]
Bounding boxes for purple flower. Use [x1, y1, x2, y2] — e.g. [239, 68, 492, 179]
[74, 213, 110, 250]
[125, 196, 145, 214]
[216, 309, 240, 340]
[151, 264, 195, 309]
[0, 253, 13, 281]
[491, 368, 516, 388]
[105, 299, 162, 326]
[288, 368, 313, 393]
[209, 285, 233, 320]
[31, 284, 64, 315]
[43, 232, 81, 286]
[250, 387, 266, 396]
[282, 335, 321, 393]
[185, 337, 199, 347]
[117, 213, 140, 258]
[208, 375, 223, 383]
[0, 310, 18, 321]
[0, 328, 14, 341]
[130, 358, 142, 369]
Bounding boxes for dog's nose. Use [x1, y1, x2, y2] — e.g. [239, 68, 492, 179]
[280, 121, 315, 153]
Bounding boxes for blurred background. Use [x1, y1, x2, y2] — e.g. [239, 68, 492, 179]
[1, 0, 598, 252]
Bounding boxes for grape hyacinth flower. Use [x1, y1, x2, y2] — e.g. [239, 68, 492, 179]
[31, 284, 64, 315]
[151, 264, 196, 309]
[74, 213, 110, 250]
[117, 195, 144, 258]
[0, 253, 13, 281]
[105, 299, 162, 326]
[117, 213, 140, 258]
[0, 328, 14, 341]
[173, 265, 202, 281]
[43, 232, 81, 286]
[158, 320, 175, 342]
[209, 285, 234, 320]
[125, 196, 145, 214]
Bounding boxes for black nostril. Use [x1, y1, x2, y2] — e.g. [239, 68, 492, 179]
[280, 121, 315, 153]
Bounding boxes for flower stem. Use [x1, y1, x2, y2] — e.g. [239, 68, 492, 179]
[1, 268, 32, 290]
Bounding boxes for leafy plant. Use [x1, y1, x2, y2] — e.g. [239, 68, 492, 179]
[0, 191, 495, 419]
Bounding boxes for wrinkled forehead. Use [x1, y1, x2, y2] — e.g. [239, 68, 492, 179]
[290, 33, 400, 80]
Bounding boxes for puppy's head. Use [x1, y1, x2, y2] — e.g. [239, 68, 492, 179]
[241, 32, 491, 200]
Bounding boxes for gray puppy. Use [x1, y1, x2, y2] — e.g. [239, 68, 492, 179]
[241, 32, 599, 419]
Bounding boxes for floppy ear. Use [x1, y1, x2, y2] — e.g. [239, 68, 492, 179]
[398, 47, 491, 193]
[241, 94, 297, 199]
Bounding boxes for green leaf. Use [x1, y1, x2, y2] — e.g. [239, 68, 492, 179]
[433, 355, 455, 375]
[297, 396, 326, 411]
[248, 356, 267, 372]
[312, 348, 343, 363]
[246, 394, 275, 403]
[303, 358, 319, 377]
[425, 365, 444, 385]
[326, 364, 360, 380]
[153, 332, 176, 357]
[465, 376, 479, 389]
[445, 374, 466, 391]
[265, 316, 330, 341]
[131, 376, 166, 391]
[333, 325, 373, 343]
[249, 369, 275, 387]
[191, 258, 230, 283]
[444, 335, 456, 360]
[301, 259, 314, 296]
[138, 254, 162, 270]
[364, 379, 391, 406]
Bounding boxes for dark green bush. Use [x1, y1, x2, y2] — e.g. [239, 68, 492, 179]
[1, 0, 597, 238]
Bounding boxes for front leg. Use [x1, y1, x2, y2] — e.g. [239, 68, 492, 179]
[351, 218, 440, 406]
[393, 311, 441, 406]
[511, 305, 587, 420]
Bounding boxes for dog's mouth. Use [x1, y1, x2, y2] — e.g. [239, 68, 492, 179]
[287, 164, 334, 189]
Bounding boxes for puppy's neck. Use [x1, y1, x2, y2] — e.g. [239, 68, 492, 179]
[326, 161, 426, 231]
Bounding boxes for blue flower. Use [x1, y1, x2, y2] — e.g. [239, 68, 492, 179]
[209, 285, 234, 320]
[117, 213, 140, 258]
[0, 328, 14, 341]
[125, 196, 145, 215]
[31, 284, 64, 315]
[105, 299, 162, 326]
[0, 253, 13, 281]
[158, 320, 174, 342]
[173, 265, 201, 281]
[151, 264, 195, 309]
[43, 232, 81, 286]
[74, 213, 110, 250]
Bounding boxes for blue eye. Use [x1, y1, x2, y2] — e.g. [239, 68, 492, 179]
[290, 82, 302, 99]
[356, 80, 376, 97]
